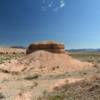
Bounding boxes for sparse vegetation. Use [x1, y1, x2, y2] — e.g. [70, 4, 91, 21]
[36, 52, 100, 100]
[24, 73, 40, 80]
[0, 50, 100, 100]
[38, 78, 100, 100]
[69, 52, 100, 63]
[0, 54, 25, 64]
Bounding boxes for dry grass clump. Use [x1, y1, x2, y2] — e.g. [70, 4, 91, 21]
[24, 73, 40, 80]
[0, 92, 5, 99]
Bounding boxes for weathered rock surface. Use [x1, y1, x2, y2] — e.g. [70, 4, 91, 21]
[26, 41, 65, 54]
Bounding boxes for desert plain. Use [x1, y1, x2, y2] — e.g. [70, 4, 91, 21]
[0, 41, 99, 100]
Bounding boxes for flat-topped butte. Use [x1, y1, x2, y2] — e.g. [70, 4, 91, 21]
[26, 41, 65, 54]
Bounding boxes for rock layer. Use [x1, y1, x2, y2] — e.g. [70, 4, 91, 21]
[26, 41, 65, 54]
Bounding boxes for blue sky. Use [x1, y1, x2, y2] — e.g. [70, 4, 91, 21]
[0, 0, 100, 49]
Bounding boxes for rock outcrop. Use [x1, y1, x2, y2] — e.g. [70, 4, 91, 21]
[26, 41, 65, 54]
[0, 41, 94, 74]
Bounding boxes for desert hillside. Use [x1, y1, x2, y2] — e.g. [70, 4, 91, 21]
[0, 41, 99, 100]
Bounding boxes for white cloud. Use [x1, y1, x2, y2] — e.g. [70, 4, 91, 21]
[60, 0, 65, 8]
[41, 0, 66, 12]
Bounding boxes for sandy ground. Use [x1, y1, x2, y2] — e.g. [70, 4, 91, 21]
[0, 47, 25, 54]
[0, 49, 99, 100]
[0, 50, 93, 74]
[0, 67, 99, 100]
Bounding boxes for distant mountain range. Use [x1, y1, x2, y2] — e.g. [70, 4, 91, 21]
[9, 47, 100, 52]
[68, 49, 100, 52]
[10, 46, 26, 49]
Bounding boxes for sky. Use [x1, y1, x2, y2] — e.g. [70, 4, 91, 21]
[0, 0, 100, 49]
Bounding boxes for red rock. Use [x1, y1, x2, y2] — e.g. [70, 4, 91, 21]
[26, 41, 65, 54]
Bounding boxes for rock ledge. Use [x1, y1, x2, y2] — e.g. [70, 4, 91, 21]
[26, 41, 65, 54]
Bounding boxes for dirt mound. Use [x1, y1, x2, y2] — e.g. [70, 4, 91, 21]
[0, 50, 93, 74]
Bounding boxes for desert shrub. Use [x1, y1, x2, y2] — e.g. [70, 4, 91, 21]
[33, 82, 38, 87]
[0, 92, 5, 99]
[24, 73, 40, 80]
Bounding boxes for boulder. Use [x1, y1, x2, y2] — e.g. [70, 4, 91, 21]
[26, 41, 65, 54]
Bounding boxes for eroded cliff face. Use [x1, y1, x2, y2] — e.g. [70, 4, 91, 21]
[26, 41, 65, 54]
